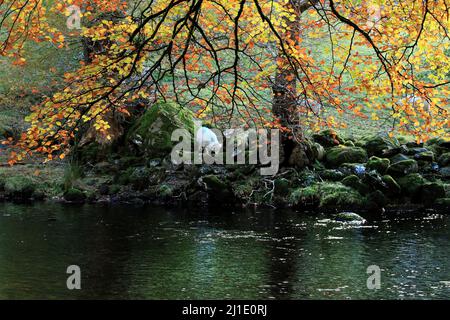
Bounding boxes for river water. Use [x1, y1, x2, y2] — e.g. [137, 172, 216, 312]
[0, 202, 449, 299]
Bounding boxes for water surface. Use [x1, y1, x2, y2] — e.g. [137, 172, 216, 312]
[0, 203, 449, 299]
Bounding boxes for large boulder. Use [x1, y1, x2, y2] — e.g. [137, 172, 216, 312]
[381, 175, 401, 195]
[201, 175, 233, 202]
[289, 182, 363, 208]
[396, 173, 426, 196]
[325, 146, 368, 167]
[127, 101, 195, 158]
[3, 176, 35, 199]
[439, 167, 450, 178]
[420, 182, 446, 205]
[363, 135, 400, 157]
[387, 159, 419, 176]
[342, 175, 370, 195]
[425, 137, 450, 156]
[438, 153, 450, 167]
[366, 156, 390, 174]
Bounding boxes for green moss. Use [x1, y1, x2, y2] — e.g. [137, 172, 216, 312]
[325, 146, 368, 167]
[4, 176, 35, 198]
[363, 135, 400, 156]
[387, 159, 419, 176]
[366, 156, 390, 174]
[438, 153, 450, 167]
[420, 182, 446, 205]
[319, 169, 345, 181]
[396, 173, 426, 196]
[342, 175, 371, 195]
[289, 182, 363, 208]
[128, 101, 195, 158]
[381, 175, 401, 194]
[63, 188, 86, 202]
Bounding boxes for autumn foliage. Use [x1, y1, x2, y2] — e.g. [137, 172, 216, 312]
[0, 0, 449, 164]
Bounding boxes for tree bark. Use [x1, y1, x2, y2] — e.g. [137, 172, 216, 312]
[272, 0, 317, 163]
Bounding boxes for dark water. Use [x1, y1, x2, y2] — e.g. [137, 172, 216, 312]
[0, 202, 449, 300]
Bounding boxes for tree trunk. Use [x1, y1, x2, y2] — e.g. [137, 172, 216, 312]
[272, 0, 317, 163]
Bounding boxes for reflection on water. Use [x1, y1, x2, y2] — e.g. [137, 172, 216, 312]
[0, 203, 449, 299]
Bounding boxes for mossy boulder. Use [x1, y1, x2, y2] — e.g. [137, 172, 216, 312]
[325, 146, 368, 167]
[127, 101, 195, 158]
[420, 182, 446, 205]
[3, 176, 36, 199]
[319, 169, 345, 181]
[312, 129, 343, 148]
[390, 153, 410, 164]
[439, 167, 450, 178]
[413, 150, 434, 162]
[342, 175, 370, 195]
[289, 182, 363, 208]
[334, 212, 366, 223]
[64, 188, 86, 203]
[396, 173, 426, 196]
[387, 159, 418, 176]
[438, 153, 450, 167]
[363, 135, 400, 157]
[366, 156, 390, 174]
[425, 137, 450, 156]
[363, 190, 389, 209]
[381, 175, 401, 195]
[202, 175, 233, 202]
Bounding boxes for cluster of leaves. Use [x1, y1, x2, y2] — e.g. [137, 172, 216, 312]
[0, 0, 449, 164]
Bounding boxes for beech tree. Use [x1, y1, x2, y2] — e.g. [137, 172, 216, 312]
[0, 0, 449, 164]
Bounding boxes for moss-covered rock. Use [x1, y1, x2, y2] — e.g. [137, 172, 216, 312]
[389, 153, 410, 164]
[366, 156, 390, 174]
[438, 153, 450, 167]
[439, 167, 450, 178]
[289, 182, 363, 208]
[396, 173, 426, 196]
[342, 175, 371, 195]
[413, 150, 434, 162]
[381, 175, 401, 195]
[312, 129, 343, 148]
[127, 101, 195, 158]
[319, 169, 345, 181]
[425, 137, 450, 156]
[420, 182, 446, 205]
[363, 190, 389, 209]
[63, 188, 86, 203]
[364, 135, 400, 157]
[325, 146, 368, 167]
[202, 175, 233, 202]
[3, 176, 35, 198]
[387, 159, 419, 176]
[334, 212, 366, 223]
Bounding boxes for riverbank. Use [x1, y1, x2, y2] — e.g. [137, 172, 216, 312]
[1, 129, 450, 214]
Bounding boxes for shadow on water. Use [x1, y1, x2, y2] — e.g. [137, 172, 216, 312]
[0, 202, 449, 299]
